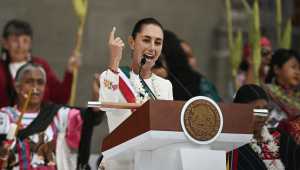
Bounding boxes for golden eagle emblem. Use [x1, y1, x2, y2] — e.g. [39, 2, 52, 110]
[184, 99, 220, 141]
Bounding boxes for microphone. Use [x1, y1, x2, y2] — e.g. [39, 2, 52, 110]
[155, 60, 193, 98]
[138, 58, 157, 100]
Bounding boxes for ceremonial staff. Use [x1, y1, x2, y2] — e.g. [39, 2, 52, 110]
[2, 88, 33, 168]
[70, 0, 88, 106]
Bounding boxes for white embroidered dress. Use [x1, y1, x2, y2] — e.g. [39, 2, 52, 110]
[99, 69, 173, 170]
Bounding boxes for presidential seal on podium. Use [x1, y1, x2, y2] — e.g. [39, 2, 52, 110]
[181, 96, 223, 144]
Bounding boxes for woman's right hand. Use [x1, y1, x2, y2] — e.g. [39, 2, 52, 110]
[0, 142, 9, 160]
[108, 27, 125, 71]
[245, 50, 254, 67]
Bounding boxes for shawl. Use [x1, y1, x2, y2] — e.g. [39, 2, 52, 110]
[226, 130, 300, 170]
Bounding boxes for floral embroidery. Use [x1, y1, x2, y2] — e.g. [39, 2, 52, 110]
[104, 79, 119, 91]
[249, 126, 284, 170]
[99, 162, 105, 170]
[289, 117, 300, 145]
[261, 83, 300, 115]
[104, 80, 110, 87]
[112, 84, 118, 90]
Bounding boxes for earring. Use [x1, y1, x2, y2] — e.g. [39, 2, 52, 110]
[132, 47, 134, 49]
[27, 52, 31, 61]
[2, 51, 7, 61]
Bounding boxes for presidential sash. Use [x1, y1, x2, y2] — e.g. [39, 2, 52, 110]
[118, 66, 154, 113]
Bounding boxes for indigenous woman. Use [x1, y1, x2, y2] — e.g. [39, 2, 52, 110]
[0, 19, 82, 108]
[226, 84, 300, 170]
[261, 49, 300, 130]
[98, 18, 173, 170]
[161, 31, 220, 101]
[99, 18, 173, 133]
[0, 63, 104, 169]
[228, 37, 273, 101]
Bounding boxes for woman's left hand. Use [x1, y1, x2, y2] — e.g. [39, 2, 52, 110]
[67, 53, 82, 72]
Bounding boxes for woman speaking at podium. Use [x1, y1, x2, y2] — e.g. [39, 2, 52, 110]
[99, 18, 173, 134]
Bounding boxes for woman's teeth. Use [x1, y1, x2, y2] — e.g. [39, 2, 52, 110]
[143, 54, 154, 62]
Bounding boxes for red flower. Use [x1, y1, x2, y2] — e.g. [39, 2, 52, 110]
[263, 153, 272, 159]
[272, 131, 280, 137]
[262, 144, 268, 150]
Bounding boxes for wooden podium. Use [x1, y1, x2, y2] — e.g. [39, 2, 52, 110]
[101, 100, 253, 170]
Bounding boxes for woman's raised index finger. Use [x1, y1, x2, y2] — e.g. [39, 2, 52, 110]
[109, 27, 116, 42]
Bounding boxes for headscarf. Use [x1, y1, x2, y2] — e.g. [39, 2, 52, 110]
[242, 37, 272, 62]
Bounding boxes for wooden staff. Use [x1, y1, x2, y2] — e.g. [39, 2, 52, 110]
[86, 101, 142, 109]
[2, 88, 33, 168]
[70, 0, 88, 106]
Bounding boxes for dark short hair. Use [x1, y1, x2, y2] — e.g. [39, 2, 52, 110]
[131, 18, 163, 40]
[2, 19, 33, 39]
[265, 49, 300, 83]
[233, 84, 268, 104]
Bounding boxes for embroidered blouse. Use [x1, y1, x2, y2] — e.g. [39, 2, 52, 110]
[99, 68, 173, 133]
[0, 106, 83, 170]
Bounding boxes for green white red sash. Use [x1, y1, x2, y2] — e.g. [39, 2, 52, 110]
[118, 66, 154, 113]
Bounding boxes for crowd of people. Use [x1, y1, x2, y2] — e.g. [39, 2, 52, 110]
[0, 17, 299, 170]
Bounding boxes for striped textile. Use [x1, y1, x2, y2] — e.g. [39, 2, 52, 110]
[226, 131, 300, 170]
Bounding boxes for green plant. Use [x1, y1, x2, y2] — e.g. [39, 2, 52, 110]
[226, 0, 243, 92]
[70, 0, 88, 106]
[249, 0, 261, 85]
[277, 0, 292, 49]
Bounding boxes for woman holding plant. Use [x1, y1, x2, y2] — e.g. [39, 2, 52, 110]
[228, 37, 273, 101]
[0, 19, 82, 108]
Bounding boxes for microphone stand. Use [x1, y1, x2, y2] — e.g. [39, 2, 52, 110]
[139, 59, 157, 100]
[156, 61, 193, 98]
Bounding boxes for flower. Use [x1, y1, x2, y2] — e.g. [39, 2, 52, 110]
[274, 159, 285, 170]
[262, 143, 268, 150]
[263, 160, 278, 170]
[261, 126, 273, 142]
[251, 143, 261, 154]
[250, 139, 257, 144]
[272, 131, 280, 138]
[250, 126, 283, 170]
[104, 79, 110, 87]
[151, 74, 164, 100]
[129, 70, 163, 104]
[99, 162, 105, 170]
[267, 141, 279, 152]
[135, 95, 148, 104]
[263, 153, 272, 159]
[112, 84, 118, 91]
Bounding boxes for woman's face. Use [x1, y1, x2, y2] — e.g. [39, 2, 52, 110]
[248, 99, 269, 136]
[275, 57, 300, 88]
[260, 45, 273, 74]
[2, 34, 32, 62]
[180, 42, 196, 70]
[14, 69, 45, 106]
[129, 24, 163, 70]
